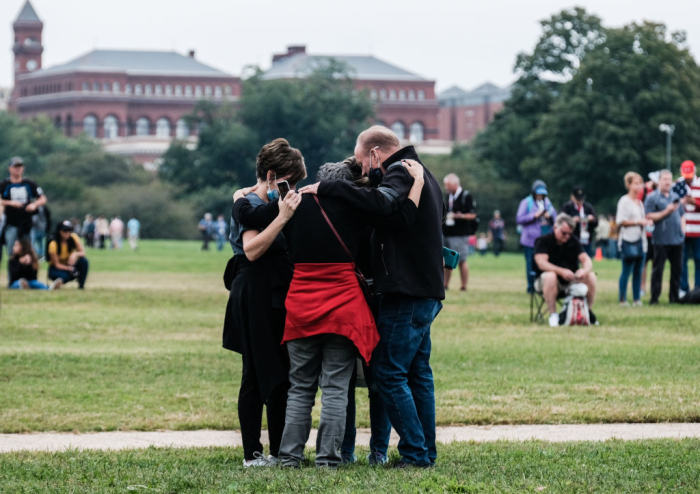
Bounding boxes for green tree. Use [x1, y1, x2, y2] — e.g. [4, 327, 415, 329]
[160, 61, 375, 195]
[473, 8, 606, 188]
[524, 22, 700, 212]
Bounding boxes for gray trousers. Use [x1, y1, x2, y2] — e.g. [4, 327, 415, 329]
[279, 334, 356, 467]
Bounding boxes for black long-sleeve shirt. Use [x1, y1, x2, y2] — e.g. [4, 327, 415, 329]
[317, 146, 445, 300]
[8, 258, 38, 284]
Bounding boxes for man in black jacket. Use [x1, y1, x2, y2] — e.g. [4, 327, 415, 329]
[301, 125, 444, 468]
[560, 186, 597, 257]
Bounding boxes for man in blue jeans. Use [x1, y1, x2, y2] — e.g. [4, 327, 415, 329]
[304, 126, 445, 467]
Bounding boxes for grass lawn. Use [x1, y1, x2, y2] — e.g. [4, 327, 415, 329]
[1, 440, 699, 493]
[1, 240, 699, 433]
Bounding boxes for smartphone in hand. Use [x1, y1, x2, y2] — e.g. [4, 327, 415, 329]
[277, 180, 290, 200]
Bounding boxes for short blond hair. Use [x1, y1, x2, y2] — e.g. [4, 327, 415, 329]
[356, 125, 400, 154]
[624, 171, 643, 190]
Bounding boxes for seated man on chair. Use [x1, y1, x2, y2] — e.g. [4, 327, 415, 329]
[534, 214, 597, 327]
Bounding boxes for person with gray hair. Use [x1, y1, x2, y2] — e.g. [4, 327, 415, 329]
[442, 173, 477, 290]
[644, 169, 685, 304]
[534, 213, 597, 327]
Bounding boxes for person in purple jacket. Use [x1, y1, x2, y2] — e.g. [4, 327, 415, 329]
[517, 180, 557, 293]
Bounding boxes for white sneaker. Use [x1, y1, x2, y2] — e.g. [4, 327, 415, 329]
[243, 452, 274, 468]
[267, 455, 280, 466]
[49, 279, 63, 291]
[633, 300, 643, 307]
[679, 289, 687, 299]
[548, 313, 559, 327]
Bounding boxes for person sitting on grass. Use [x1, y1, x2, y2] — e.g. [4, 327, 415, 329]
[8, 238, 52, 290]
[47, 220, 89, 290]
[534, 214, 597, 327]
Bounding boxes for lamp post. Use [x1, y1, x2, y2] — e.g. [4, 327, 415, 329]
[659, 123, 675, 168]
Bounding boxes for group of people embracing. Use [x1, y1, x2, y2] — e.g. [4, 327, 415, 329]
[222, 126, 445, 469]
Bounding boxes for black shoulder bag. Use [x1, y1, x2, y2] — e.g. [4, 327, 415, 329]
[313, 195, 374, 307]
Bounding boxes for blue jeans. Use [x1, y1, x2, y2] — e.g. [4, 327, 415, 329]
[48, 257, 89, 288]
[608, 239, 619, 259]
[619, 254, 645, 302]
[523, 246, 535, 292]
[373, 295, 442, 466]
[10, 279, 49, 290]
[31, 229, 46, 258]
[341, 360, 392, 459]
[681, 236, 700, 292]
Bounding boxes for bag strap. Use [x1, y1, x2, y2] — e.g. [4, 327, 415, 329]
[313, 195, 356, 266]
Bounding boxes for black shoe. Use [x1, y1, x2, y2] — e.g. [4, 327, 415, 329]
[649, 299, 659, 305]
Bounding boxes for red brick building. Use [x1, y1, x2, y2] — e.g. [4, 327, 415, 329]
[265, 46, 440, 144]
[437, 83, 510, 142]
[9, 1, 240, 164]
[8, 2, 508, 161]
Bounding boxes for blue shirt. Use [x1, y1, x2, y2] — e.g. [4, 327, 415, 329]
[127, 218, 140, 236]
[644, 190, 685, 246]
[229, 193, 266, 255]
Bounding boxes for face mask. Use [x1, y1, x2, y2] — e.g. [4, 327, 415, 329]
[368, 148, 383, 187]
[267, 173, 280, 201]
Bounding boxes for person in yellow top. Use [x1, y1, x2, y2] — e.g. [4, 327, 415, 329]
[47, 220, 89, 289]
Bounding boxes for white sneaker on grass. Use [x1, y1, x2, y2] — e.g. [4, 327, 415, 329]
[548, 313, 559, 327]
[267, 455, 280, 466]
[243, 452, 274, 468]
[49, 279, 63, 291]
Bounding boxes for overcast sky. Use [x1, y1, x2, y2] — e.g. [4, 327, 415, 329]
[1, 0, 698, 93]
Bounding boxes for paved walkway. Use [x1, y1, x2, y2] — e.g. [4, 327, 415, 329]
[2, 424, 700, 453]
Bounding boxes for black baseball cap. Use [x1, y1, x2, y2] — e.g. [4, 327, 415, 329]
[9, 156, 24, 167]
[572, 187, 586, 200]
[60, 220, 73, 232]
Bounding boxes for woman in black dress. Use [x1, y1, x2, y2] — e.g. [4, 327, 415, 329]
[223, 138, 306, 467]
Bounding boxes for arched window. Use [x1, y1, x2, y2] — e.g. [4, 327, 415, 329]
[155, 85, 163, 95]
[204, 86, 213, 97]
[185, 85, 193, 96]
[214, 86, 222, 97]
[145, 84, 153, 95]
[92, 82, 99, 91]
[379, 89, 387, 100]
[125, 84, 132, 94]
[175, 85, 183, 96]
[409, 122, 424, 143]
[155, 118, 171, 137]
[83, 115, 97, 138]
[389, 90, 397, 100]
[399, 90, 406, 101]
[165, 85, 173, 95]
[103, 82, 111, 92]
[370, 90, 378, 100]
[408, 90, 416, 101]
[136, 117, 150, 136]
[104, 115, 119, 139]
[417, 90, 425, 101]
[391, 121, 405, 139]
[134, 84, 143, 95]
[195, 86, 203, 97]
[66, 114, 73, 136]
[225, 86, 233, 96]
[175, 119, 189, 139]
[113, 82, 120, 93]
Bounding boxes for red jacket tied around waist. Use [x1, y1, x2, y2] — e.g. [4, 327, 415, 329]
[284, 263, 379, 363]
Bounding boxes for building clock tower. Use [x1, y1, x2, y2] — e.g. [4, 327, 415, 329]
[12, 1, 44, 94]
